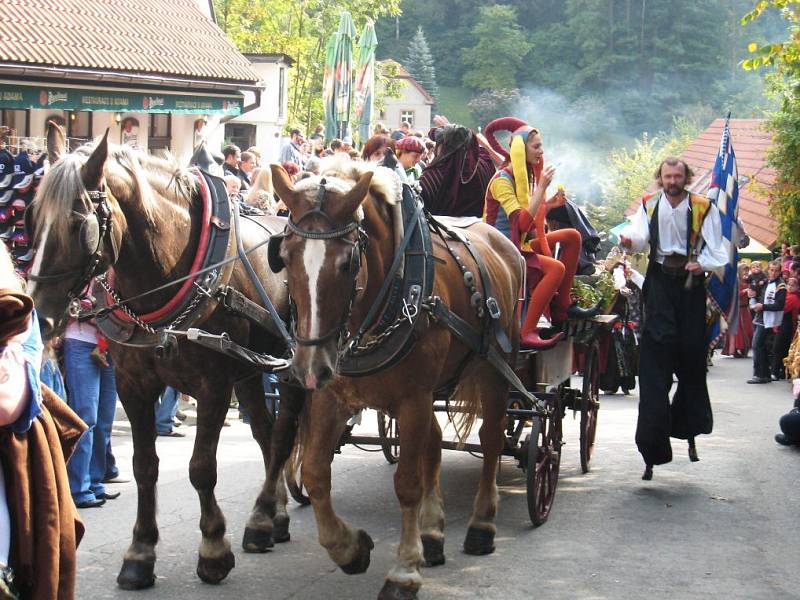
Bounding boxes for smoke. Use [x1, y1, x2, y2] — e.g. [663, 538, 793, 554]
[512, 87, 632, 204]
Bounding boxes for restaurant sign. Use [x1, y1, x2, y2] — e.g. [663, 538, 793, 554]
[0, 84, 242, 115]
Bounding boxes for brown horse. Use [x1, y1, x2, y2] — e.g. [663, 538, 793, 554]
[27, 124, 302, 590]
[270, 157, 522, 599]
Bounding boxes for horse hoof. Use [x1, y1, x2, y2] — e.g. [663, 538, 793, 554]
[339, 529, 374, 575]
[377, 580, 419, 600]
[242, 527, 274, 553]
[196, 551, 235, 584]
[273, 515, 291, 543]
[421, 535, 445, 567]
[117, 559, 156, 590]
[462, 527, 495, 556]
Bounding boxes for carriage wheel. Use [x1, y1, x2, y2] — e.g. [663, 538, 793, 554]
[526, 390, 563, 527]
[284, 454, 311, 506]
[377, 411, 400, 465]
[580, 343, 600, 474]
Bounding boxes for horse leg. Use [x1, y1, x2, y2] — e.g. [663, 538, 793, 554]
[379, 399, 433, 600]
[302, 393, 374, 573]
[190, 384, 236, 584]
[419, 417, 445, 568]
[463, 365, 508, 556]
[116, 378, 162, 590]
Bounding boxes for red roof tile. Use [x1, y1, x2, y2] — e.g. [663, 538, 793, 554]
[0, 0, 259, 83]
[626, 118, 779, 247]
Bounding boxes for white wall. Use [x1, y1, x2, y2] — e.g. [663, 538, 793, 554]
[382, 80, 432, 132]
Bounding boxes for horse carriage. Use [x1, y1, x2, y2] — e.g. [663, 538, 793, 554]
[26, 123, 619, 599]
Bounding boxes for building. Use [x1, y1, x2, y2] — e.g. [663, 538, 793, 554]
[0, 0, 275, 165]
[626, 118, 778, 252]
[378, 60, 434, 133]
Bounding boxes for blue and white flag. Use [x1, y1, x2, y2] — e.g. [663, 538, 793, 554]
[706, 117, 740, 351]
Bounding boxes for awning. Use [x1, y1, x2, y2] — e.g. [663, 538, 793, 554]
[739, 235, 773, 260]
[0, 82, 242, 116]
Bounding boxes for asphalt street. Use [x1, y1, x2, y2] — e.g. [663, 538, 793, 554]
[75, 353, 798, 599]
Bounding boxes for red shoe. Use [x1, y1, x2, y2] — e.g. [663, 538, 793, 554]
[520, 329, 565, 350]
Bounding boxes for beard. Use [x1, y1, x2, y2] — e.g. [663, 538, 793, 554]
[664, 183, 684, 197]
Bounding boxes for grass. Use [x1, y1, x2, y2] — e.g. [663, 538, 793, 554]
[436, 85, 476, 129]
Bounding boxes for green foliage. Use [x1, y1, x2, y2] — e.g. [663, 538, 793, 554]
[742, 1, 800, 242]
[436, 86, 476, 128]
[467, 89, 524, 129]
[213, 0, 400, 131]
[462, 5, 532, 91]
[405, 27, 438, 102]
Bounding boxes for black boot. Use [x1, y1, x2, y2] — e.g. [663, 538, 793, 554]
[567, 301, 602, 319]
[642, 463, 653, 480]
[688, 437, 699, 462]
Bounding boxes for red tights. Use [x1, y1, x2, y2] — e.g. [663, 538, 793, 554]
[522, 228, 581, 338]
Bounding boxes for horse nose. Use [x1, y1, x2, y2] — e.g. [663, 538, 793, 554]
[298, 364, 333, 390]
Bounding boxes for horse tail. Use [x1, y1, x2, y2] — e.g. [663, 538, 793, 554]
[448, 359, 485, 449]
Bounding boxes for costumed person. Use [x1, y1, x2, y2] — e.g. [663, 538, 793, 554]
[777, 324, 800, 446]
[482, 117, 600, 349]
[722, 263, 753, 358]
[394, 136, 425, 187]
[0, 242, 86, 599]
[620, 157, 728, 480]
[419, 115, 498, 217]
[598, 248, 643, 395]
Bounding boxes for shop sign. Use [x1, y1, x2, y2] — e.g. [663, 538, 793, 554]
[0, 83, 242, 115]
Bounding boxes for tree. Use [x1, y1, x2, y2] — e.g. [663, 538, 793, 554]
[742, 0, 800, 242]
[405, 27, 438, 103]
[213, 0, 401, 132]
[462, 5, 532, 91]
[467, 88, 524, 128]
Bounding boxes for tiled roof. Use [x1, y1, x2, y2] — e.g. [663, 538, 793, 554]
[0, 0, 259, 83]
[380, 59, 435, 104]
[626, 118, 778, 247]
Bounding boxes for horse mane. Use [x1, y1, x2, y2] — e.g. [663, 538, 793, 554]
[292, 154, 403, 218]
[32, 140, 197, 247]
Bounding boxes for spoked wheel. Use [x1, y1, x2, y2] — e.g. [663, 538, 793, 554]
[580, 342, 600, 474]
[377, 411, 399, 465]
[526, 389, 563, 527]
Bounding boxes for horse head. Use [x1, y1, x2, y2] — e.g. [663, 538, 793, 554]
[271, 158, 403, 390]
[27, 122, 122, 339]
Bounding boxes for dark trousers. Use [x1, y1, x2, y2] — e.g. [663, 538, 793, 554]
[780, 408, 800, 442]
[636, 267, 713, 466]
[752, 324, 771, 379]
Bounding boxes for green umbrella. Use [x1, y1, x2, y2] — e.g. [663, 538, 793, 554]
[323, 12, 357, 142]
[354, 19, 377, 145]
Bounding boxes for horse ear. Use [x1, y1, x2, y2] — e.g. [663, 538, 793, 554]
[271, 163, 301, 212]
[341, 172, 374, 215]
[46, 120, 66, 164]
[80, 129, 110, 190]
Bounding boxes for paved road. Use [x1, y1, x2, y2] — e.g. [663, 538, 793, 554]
[76, 354, 798, 599]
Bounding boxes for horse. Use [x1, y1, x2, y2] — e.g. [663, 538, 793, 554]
[26, 123, 303, 590]
[268, 156, 523, 600]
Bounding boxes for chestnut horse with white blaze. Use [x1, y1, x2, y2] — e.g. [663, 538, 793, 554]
[26, 123, 302, 590]
[270, 158, 522, 600]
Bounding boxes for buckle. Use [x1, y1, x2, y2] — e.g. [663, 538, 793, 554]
[486, 297, 501, 319]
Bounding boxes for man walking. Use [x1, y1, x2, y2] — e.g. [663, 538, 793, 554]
[620, 157, 728, 480]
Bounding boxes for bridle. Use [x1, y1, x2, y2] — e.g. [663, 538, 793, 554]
[281, 178, 367, 348]
[26, 186, 119, 313]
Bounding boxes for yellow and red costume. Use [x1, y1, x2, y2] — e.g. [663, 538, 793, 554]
[483, 117, 582, 349]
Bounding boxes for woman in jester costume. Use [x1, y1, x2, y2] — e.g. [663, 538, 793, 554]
[483, 117, 599, 349]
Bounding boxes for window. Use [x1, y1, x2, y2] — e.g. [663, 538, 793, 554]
[149, 113, 171, 153]
[67, 111, 92, 145]
[1, 109, 29, 138]
[224, 123, 256, 152]
[400, 110, 415, 128]
[278, 67, 286, 119]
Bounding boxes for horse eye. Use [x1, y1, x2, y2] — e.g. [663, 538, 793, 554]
[339, 261, 350, 274]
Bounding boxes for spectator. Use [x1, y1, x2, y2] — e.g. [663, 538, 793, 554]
[309, 124, 324, 141]
[280, 129, 304, 167]
[745, 260, 767, 301]
[777, 328, 800, 445]
[362, 135, 391, 162]
[239, 151, 255, 189]
[62, 302, 120, 508]
[224, 175, 242, 202]
[373, 123, 388, 137]
[304, 156, 321, 175]
[329, 139, 346, 154]
[0, 243, 85, 599]
[748, 260, 785, 384]
[773, 277, 800, 379]
[281, 161, 301, 180]
[395, 136, 425, 184]
[391, 121, 411, 141]
[246, 146, 262, 167]
[156, 387, 183, 437]
[222, 144, 242, 177]
[246, 168, 277, 214]
[723, 263, 753, 358]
